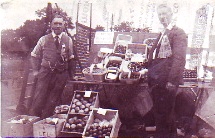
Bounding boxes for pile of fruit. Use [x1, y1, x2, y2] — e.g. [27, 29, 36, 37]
[120, 73, 129, 79]
[82, 67, 105, 74]
[9, 116, 33, 124]
[63, 115, 89, 133]
[183, 69, 197, 78]
[84, 118, 114, 137]
[106, 61, 122, 68]
[69, 93, 97, 114]
[82, 68, 90, 74]
[54, 105, 70, 114]
[92, 68, 105, 74]
[128, 62, 147, 72]
[44, 117, 58, 125]
[130, 72, 140, 79]
[114, 45, 127, 54]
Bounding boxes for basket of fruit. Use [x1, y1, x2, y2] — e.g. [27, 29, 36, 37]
[61, 114, 89, 136]
[82, 108, 121, 138]
[68, 90, 99, 115]
[113, 42, 128, 58]
[82, 64, 106, 82]
[104, 56, 123, 69]
[82, 67, 94, 82]
[92, 67, 107, 83]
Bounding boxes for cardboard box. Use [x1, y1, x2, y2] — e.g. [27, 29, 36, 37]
[68, 90, 99, 115]
[83, 108, 121, 137]
[33, 115, 65, 137]
[5, 115, 40, 137]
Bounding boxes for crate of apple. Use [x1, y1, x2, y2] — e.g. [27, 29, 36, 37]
[69, 91, 99, 114]
[114, 45, 127, 54]
[62, 114, 89, 134]
[128, 62, 147, 72]
[84, 118, 113, 137]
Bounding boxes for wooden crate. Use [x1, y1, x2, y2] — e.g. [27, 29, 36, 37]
[33, 115, 66, 137]
[68, 90, 99, 115]
[5, 115, 40, 137]
[61, 114, 90, 137]
[83, 108, 121, 137]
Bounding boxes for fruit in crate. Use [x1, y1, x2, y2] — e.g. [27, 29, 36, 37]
[70, 93, 97, 114]
[128, 62, 147, 72]
[114, 45, 127, 54]
[84, 118, 115, 137]
[54, 105, 69, 114]
[92, 68, 104, 74]
[64, 115, 89, 132]
[9, 116, 33, 124]
[82, 68, 90, 74]
[130, 72, 140, 79]
[106, 61, 121, 68]
[121, 72, 129, 79]
[45, 117, 58, 125]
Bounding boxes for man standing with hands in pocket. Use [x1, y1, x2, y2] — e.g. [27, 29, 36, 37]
[147, 4, 187, 138]
[29, 15, 74, 119]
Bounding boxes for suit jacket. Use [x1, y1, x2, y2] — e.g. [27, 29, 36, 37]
[148, 26, 188, 86]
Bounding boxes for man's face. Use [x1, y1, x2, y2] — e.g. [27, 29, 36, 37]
[157, 7, 173, 27]
[51, 17, 64, 35]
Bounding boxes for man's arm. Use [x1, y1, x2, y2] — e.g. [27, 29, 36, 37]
[67, 37, 75, 79]
[168, 28, 188, 85]
[31, 37, 44, 76]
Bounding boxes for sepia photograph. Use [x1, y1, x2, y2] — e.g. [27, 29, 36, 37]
[1, 0, 215, 137]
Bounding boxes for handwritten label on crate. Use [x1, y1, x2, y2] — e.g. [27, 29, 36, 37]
[97, 108, 107, 115]
[84, 91, 92, 97]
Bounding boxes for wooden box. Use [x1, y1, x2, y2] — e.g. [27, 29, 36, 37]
[83, 108, 121, 137]
[33, 115, 66, 137]
[68, 90, 99, 115]
[5, 115, 40, 137]
[61, 114, 90, 137]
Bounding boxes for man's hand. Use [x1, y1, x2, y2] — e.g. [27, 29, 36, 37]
[166, 82, 177, 91]
[33, 70, 39, 77]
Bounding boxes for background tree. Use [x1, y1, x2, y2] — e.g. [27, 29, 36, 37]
[113, 21, 133, 32]
[1, 3, 75, 55]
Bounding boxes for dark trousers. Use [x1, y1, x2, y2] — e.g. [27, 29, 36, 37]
[29, 67, 69, 118]
[150, 85, 178, 138]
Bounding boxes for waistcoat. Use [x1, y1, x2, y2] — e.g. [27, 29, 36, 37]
[41, 33, 70, 70]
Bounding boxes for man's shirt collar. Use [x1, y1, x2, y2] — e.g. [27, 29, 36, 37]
[52, 32, 63, 40]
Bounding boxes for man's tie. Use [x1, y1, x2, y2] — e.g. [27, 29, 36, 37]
[55, 36, 60, 49]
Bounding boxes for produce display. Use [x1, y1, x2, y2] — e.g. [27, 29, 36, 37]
[84, 118, 114, 137]
[106, 61, 122, 68]
[8, 116, 34, 124]
[69, 92, 97, 114]
[128, 62, 147, 72]
[82, 67, 105, 74]
[183, 69, 197, 78]
[44, 117, 58, 125]
[120, 73, 129, 79]
[54, 105, 70, 114]
[114, 45, 127, 54]
[130, 72, 141, 79]
[63, 115, 89, 133]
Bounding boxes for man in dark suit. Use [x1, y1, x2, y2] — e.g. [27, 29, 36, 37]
[147, 4, 188, 138]
[29, 15, 74, 118]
